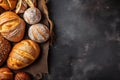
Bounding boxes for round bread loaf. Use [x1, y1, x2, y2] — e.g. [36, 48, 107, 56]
[28, 23, 50, 43]
[23, 7, 41, 24]
[0, 11, 26, 42]
[0, 35, 11, 66]
[0, 67, 13, 80]
[0, 0, 17, 10]
[7, 39, 40, 70]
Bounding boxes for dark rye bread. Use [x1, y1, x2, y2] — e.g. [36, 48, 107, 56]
[0, 34, 11, 66]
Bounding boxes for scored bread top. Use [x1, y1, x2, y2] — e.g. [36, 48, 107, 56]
[0, 11, 20, 32]
[7, 40, 40, 70]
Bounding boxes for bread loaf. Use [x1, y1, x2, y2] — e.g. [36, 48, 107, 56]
[23, 7, 41, 24]
[0, 68, 13, 80]
[28, 23, 50, 43]
[7, 39, 40, 70]
[0, 11, 26, 42]
[15, 0, 28, 14]
[0, 0, 17, 10]
[15, 72, 31, 80]
[0, 34, 11, 66]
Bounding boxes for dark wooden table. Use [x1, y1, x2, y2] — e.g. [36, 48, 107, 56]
[44, 0, 120, 80]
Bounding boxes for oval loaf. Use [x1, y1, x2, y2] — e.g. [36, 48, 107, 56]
[7, 39, 40, 70]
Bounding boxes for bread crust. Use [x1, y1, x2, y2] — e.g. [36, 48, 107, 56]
[0, 34, 11, 66]
[0, 68, 13, 80]
[7, 40, 40, 70]
[0, 0, 17, 10]
[0, 11, 26, 42]
[28, 23, 50, 43]
[23, 7, 41, 24]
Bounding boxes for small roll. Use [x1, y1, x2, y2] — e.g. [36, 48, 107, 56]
[28, 23, 50, 43]
[0, 68, 13, 80]
[15, 72, 31, 80]
[23, 7, 41, 24]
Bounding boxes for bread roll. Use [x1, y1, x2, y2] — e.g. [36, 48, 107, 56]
[0, 0, 17, 10]
[7, 39, 40, 70]
[0, 68, 13, 80]
[0, 11, 26, 42]
[28, 23, 49, 43]
[0, 34, 11, 66]
[23, 7, 41, 24]
[15, 0, 28, 14]
[15, 72, 31, 80]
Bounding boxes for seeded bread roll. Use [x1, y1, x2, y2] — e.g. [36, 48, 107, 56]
[23, 7, 41, 24]
[0, 11, 26, 42]
[0, 34, 11, 66]
[7, 39, 40, 70]
[0, 68, 13, 80]
[0, 0, 17, 10]
[28, 23, 50, 43]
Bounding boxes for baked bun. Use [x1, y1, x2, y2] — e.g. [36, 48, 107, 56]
[0, 11, 26, 42]
[0, 34, 11, 66]
[15, 72, 31, 80]
[0, 67, 13, 80]
[23, 7, 41, 24]
[0, 0, 17, 10]
[7, 39, 40, 70]
[15, 0, 28, 14]
[28, 23, 49, 43]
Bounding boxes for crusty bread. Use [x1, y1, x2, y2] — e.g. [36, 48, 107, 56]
[0, 34, 11, 66]
[28, 23, 50, 43]
[15, 0, 28, 14]
[0, 0, 17, 10]
[7, 39, 40, 70]
[0, 11, 26, 42]
[23, 7, 41, 24]
[0, 68, 13, 80]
